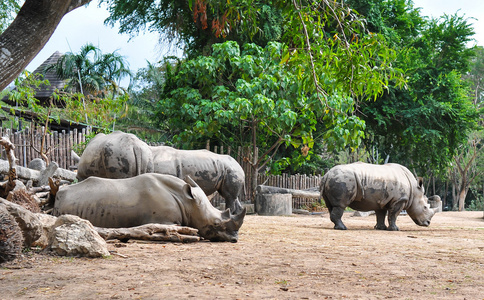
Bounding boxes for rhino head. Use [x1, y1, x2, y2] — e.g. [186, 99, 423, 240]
[183, 176, 246, 242]
[407, 178, 441, 227]
[201, 207, 246, 243]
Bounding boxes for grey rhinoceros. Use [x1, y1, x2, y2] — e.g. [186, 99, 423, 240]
[76, 131, 245, 214]
[320, 162, 441, 231]
[53, 173, 246, 242]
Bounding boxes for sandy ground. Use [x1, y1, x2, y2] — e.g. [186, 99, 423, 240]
[1, 211, 483, 299]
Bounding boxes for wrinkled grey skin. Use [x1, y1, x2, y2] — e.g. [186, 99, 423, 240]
[53, 174, 246, 242]
[77, 131, 154, 180]
[320, 162, 441, 231]
[149, 146, 244, 214]
[76, 131, 245, 214]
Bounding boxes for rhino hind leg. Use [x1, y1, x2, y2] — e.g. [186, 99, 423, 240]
[374, 210, 388, 230]
[329, 206, 347, 230]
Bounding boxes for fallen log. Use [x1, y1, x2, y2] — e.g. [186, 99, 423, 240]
[0, 159, 77, 184]
[256, 185, 320, 199]
[95, 224, 200, 243]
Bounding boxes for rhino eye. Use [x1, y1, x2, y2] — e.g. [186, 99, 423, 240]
[214, 219, 221, 225]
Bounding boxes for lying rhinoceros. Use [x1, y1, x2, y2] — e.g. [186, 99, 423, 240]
[53, 173, 246, 242]
[320, 162, 441, 231]
[76, 131, 245, 214]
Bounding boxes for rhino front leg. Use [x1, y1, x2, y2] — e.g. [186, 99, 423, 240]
[387, 198, 408, 231]
[374, 209, 388, 230]
[329, 206, 347, 230]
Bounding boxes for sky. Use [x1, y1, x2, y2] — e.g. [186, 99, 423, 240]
[25, 0, 484, 86]
[25, 1, 173, 79]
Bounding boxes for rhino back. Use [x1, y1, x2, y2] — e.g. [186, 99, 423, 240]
[323, 163, 414, 211]
[53, 174, 183, 228]
[77, 131, 154, 180]
[151, 147, 244, 195]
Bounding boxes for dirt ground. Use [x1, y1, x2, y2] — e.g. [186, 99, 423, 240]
[1, 211, 483, 299]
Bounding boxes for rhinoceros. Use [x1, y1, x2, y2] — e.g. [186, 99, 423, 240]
[76, 131, 245, 214]
[76, 131, 154, 180]
[320, 162, 441, 231]
[53, 173, 246, 242]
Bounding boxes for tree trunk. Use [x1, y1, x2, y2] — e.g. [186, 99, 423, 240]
[0, 159, 77, 183]
[458, 187, 467, 212]
[251, 120, 258, 202]
[0, 0, 92, 91]
[256, 185, 320, 199]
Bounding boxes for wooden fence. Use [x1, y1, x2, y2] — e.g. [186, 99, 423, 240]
[0, 127, 91, 170]
[0, 127, 322, 209]
[206, 145, 322, 209]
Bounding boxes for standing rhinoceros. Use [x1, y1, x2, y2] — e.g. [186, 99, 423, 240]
[53, 174, 246, 242]
[76, 131, 245, 214]
[320, 162, 441, 231]
[76, 131, 154, 180]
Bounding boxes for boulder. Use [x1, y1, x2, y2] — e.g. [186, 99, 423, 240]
[31, 213, 57, 248]
[48, 215, 109, 258]
[28, 158, 46, 171]
[353, 211, 375, 217]
[428, 195, 442, 213]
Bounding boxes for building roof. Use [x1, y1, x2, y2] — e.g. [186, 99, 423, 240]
[0, 52, 90, 132]
[31, 51, 67, 100]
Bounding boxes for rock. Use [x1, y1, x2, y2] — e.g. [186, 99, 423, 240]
[31, 213, 57, 249]
[428, 195, 442, 213]
[48, 215, 109, 258]
[28, 158, 46, 171]
[243, 203, 255, 214]
[293, 209, 310, 215]
[353, 211, 374, 217]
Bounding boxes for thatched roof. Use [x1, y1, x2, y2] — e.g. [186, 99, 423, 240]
[0, 52, 90, 132]
[31, 51, 66, 99]
[2, 51, 66, 106]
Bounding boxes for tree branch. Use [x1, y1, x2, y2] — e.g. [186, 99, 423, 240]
[0, 0, 92, 90]
[292, 0, 328, 107]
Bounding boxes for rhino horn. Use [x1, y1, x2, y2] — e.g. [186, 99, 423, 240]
[184, 176, 198, 188]
[221, 208, 231, 220]
[231, 207, 247, 229]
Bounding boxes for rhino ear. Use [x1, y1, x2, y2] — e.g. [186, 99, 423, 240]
[184, 176, 199, 188]
[221, 208, 231, 220]
[182, 183, 195, 200]
[417, 177, 424, 189]
[231, 207, 247, 229]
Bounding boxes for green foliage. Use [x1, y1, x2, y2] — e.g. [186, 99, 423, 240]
[467, 193, 483, 211]
[345, 0, 425, 47]
[104, 0, 406, 175]
[464, 46, 484, 109]
[360, 10, 479, 173]
[158, 42, 323, 157]
[116, 62, 172, 142]
[102, 0, 285, 57]
[3, 71, 128, 135]
[45, 43, 132, 97]
[0, 0, 20, 33]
